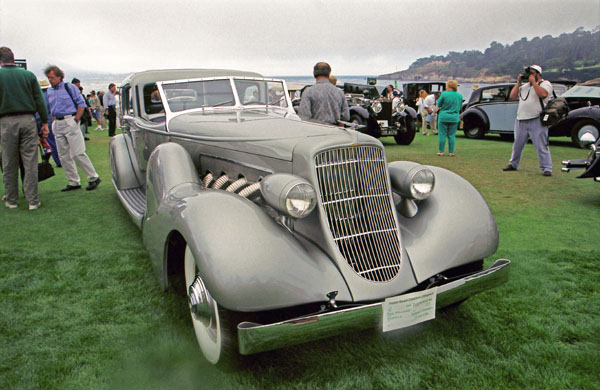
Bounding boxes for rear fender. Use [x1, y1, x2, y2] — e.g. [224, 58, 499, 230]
[392, 163, 498, 282]
[109, 134, 143, 190]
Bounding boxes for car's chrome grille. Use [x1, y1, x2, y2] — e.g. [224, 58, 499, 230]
[314, 146, 402, 282]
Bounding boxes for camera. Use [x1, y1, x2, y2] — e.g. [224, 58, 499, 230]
[519, 67, 533, 83]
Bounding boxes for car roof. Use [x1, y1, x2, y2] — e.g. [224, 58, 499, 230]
[121, 69, 264, 86]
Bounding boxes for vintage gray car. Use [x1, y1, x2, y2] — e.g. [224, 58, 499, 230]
[110, 69, 510, 366]
[460, 82, 600, 147]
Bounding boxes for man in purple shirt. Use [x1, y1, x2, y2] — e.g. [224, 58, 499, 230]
[44, 65, 101, 191]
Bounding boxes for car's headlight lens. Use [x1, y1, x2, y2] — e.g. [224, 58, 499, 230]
[395, 103, 405, 114]
[372, 101, 383, 114]
[389, 162, 436, 201]
[409, 168, 435, 200]
[285, 183, 317, 218]
[260, 174, 317, 218]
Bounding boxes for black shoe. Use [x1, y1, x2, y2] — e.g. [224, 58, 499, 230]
[84, 137, 90, 141]
[86, 177, 101, 191]
[543, 171, 552, 176]
[61, 184, 81, 192]
[502, 164, 517, 171]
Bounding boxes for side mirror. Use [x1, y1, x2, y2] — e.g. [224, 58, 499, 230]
[579, 131, 597, 147]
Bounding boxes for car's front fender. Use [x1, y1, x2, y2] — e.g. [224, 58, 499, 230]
[460, 107, 489, 130]
[393, 163, 499, 282]
[403, 106, 417, 119]
[142, 142, 352, 312]
[350, 105, 370, 120]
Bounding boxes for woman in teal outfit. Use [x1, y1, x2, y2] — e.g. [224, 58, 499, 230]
[435, 80, 463, 156]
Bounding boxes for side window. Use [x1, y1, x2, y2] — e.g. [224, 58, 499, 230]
[430, 84, 444, 93]
[119, 86, 134, 115]
[481, 87, 507, 102]
[553, 84, 567, 96]
[143, 84, 164, 115]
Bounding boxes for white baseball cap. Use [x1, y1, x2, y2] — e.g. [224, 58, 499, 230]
[529, 65, 542, 74]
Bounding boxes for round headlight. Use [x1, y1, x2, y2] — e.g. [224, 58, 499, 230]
[285, 183, 317, 218]
[395, 103, 405, 114]
[410, 168, 435, 200]
[372, 101, 383, 114]
[260, 174, 317, 218]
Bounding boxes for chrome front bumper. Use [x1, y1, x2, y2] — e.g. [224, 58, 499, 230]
[237, 259, 510, 355]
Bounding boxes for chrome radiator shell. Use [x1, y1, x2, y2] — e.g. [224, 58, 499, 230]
[314, 146, 403, 282]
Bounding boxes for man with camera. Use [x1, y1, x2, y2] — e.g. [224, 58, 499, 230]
[503, 64, 553, 176]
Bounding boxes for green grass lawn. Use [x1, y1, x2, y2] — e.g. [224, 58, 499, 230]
[1, 127, 599, 390]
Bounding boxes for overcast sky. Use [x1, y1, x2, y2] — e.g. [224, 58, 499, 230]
[1, 0, 598, 78]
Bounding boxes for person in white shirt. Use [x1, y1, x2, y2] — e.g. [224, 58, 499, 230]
[415, 90, 429, 135]
[424, 92, 438, 135]
[391, 90, 403, 110]
[503, 64, 553, 176]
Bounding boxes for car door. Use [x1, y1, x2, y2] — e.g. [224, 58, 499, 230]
[477, 86, 517, 132]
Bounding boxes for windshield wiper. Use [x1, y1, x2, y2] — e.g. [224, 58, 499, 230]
[266, 97, 285, 106]
[212, 100, 234, 107]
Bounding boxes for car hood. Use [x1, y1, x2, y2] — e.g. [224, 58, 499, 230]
[167, 110, 371, 161]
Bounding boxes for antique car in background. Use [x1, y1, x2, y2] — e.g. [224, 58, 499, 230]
[460, 82, 599, 147]
[562, 131, 600, 182]
[343, 83, 417, 145]
[110, 69, 510, 366]
[400, 81, 446, 112]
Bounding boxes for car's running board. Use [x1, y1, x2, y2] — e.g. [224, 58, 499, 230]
[113, 180, 146, 228]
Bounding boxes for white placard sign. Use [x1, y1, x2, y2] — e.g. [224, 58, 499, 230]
[377, 120, 388, 128]
[382, 287, 438, 332]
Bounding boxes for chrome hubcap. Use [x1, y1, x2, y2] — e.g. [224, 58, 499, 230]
[188, 275, 214, 327]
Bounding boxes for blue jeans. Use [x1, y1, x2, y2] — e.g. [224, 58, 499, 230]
[438, 121, 458, 153]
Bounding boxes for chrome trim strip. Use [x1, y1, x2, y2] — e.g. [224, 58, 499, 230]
[237, 259, 510, 355]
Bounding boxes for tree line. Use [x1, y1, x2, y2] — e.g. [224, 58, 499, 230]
[382, 27, 600, 82]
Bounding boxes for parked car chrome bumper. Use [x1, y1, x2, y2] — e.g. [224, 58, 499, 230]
[237, 258, 510, 355]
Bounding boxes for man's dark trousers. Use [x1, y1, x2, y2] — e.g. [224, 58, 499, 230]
[108, 106, 116, 137]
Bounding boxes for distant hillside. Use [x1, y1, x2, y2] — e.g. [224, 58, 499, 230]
[380, 26, 600, 83]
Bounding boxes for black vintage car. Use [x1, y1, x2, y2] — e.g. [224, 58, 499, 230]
[562, 132, 600, 182]
[400, 81, 446, 112]
[343, 83, 417, 145]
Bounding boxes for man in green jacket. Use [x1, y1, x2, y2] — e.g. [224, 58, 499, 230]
[0, 47, 48, 210]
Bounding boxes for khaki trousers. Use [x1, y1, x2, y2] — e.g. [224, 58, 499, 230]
[0, 114, 39, 205]
[52, 117, 98, 185]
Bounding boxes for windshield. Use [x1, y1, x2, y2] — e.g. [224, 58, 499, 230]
[562, 86, 600, 98]
[234, 79, 288, 108]
[161, 79, 235, 112]
[160, 78, 289, 112]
